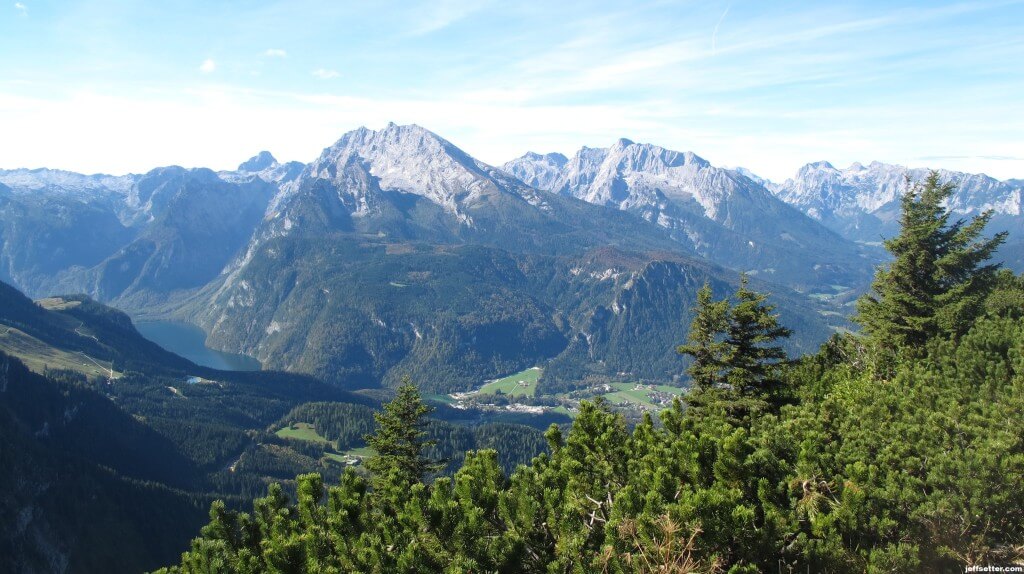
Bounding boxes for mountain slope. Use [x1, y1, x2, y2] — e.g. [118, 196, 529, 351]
[0, 190, 133, 296]
[181, 125, 837, 391]
[82, 167, 278, 306]
[503, 139, 877, 292]
[0, 376, 209, 574]
[0, 278, 378, 572]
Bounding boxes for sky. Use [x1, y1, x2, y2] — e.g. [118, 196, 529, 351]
[1, 0, 1023, 182]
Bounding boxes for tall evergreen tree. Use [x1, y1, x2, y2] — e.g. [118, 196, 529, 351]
[676, 282, 731, 391]
[723, 274, 792, 398]
[678, 276, 791, 419]
[364, 379, 442, 489]
[856, 171, 1007, 351]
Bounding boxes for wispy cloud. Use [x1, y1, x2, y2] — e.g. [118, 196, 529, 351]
[712, 4, 731, 53]
[14, 2, 26, 14]
[311, 68, 339, 79]
[410, 0, 489, 35]
[2, 1, 1021, 182]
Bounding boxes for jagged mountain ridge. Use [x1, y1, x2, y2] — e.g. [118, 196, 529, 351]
[253, 124, 687, 252]
[179, 124, 836, 390]
[2, 124, 869, 391]
[0, 153, 302, 304]
[503, 139, 877, 292]
[501, 151, 568, 192]
[768, 160, 1024, 246]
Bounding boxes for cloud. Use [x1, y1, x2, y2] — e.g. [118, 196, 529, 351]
[2, 84, 1022, 183]
[264, 48, 287, 58]
[311, 68, 339, 79]
[411, 0, 489, 35]
[712, 4, 731, 53]
[14, 2, 26, 14]
[199, 59, 216, 73]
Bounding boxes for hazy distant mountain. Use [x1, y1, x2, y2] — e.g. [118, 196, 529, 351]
[223, 151, 305, 186]
[504, 139, 877, 292]
[0, 167, 136, 200]
[729, 166, 770, 188]
[182, 124, 834, 390]
[82, 167, 279, 305]
[0, 178, 134, 296]
[0, 155, 296, 304]
[769, 161, 1024, 246]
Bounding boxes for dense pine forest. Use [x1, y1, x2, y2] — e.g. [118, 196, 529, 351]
[153, 177, 1024, 572]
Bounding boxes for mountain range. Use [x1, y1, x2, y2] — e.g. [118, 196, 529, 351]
[766, 159, 1023, 247]
[1, 123, 1019, 392]
[503, 139, 877, 292]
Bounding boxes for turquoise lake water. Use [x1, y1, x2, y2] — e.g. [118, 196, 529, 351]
[135, 320, 261, 371]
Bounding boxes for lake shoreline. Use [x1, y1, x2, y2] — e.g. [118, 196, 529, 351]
[134, 320, 262, 372]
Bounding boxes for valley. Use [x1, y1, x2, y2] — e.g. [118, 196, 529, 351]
[0, 278, 560, 572]
[3, 2, 1022, 570]
[0, 123, 1020, 574]
[1, 124, 863, 395]
[442, 365, 686, 421]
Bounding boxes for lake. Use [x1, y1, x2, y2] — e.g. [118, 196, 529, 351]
[135, 320, 262, 371]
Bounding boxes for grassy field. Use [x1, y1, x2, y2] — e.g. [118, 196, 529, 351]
[323, 446, 376, 466]
[477, 367, 542, 397]
[275, 422, 332, 444]
[598, 382, 685, 410]
[0, 324, 120, 379]
[35, 297, 82, 311]
[341, 446, 375, 458]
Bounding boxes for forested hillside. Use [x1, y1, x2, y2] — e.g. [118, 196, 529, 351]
[0, 280, 560, 573]
[0, 352, 213, 573]
[158, 174, 1024, 573]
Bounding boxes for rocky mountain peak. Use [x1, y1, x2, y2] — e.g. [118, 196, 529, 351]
[238, 151, 278, 172]
[502, 152, 568, 189]
[301, 123, 518, 219]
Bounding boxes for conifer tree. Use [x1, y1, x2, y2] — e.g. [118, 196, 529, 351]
[676, 282, 730, 391]
[856, 171, 1007, 351]
[678, 276, 791, 418]
[364, 378, 441, 489]
[723, 274, 791, 399]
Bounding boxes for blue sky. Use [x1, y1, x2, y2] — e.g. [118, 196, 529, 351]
[2, 0, 1023, 181]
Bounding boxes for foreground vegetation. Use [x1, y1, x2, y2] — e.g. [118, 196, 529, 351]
[157, 174, 1023, 572]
